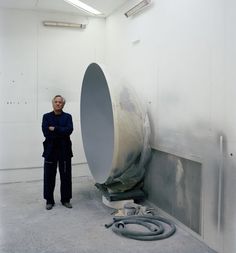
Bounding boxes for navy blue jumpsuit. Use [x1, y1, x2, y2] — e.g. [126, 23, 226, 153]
[42, 111, 73, 205]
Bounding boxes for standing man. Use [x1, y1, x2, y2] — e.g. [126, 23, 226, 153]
[42, 95, 73, 210]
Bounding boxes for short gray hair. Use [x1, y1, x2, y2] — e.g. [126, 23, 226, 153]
[52, 95, 66, 105]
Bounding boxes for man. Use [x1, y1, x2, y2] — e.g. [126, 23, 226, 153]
[42, 95, 73, 210]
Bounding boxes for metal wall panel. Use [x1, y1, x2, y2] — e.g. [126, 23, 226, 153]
[144, 150, 202, 234]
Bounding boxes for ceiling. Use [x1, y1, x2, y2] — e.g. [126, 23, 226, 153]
[0, 0, 130, 17]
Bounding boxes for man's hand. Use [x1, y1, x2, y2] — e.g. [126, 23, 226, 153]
[49, 126, 55, 131]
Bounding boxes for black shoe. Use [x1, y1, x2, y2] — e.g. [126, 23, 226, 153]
[62, 202, 72, 208]
[46, 203, 54, 210]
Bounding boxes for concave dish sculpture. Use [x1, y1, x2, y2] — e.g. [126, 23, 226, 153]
[80, 63, 145, 185]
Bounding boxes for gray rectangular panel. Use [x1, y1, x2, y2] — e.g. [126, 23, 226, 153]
[144, 149, 202, 234]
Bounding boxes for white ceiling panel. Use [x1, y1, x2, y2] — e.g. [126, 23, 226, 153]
[0, 0, 38, 9]
[37, 0, 87, 15]
[79, 0, 128, 16]
[0, 0, 129, 17]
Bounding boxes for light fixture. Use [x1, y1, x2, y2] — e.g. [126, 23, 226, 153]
[124, 0, 151, 18]
[63, 0, 102, 15]
[43, 21, 86, 29]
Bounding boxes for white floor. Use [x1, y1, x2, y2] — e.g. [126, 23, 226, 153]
[0, 165, 217, 253]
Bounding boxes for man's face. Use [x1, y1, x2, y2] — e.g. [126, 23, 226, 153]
[52, 97, 64, 112]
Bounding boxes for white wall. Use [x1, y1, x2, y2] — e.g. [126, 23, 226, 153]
[223, 0, 236, 252]
[0, 8, 106, 173]
[105, 0, 234, 253]
[105, 0, 225, 152]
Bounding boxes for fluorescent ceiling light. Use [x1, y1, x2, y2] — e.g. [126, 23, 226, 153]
[124, 0, 151, 18]
[63, 0, 102, 15]
[43, 21, 86, 29]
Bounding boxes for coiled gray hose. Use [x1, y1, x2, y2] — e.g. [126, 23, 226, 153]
[105, 215, 176, 241]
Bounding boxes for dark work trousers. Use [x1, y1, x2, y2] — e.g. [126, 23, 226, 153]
[43, 159, 72, 204]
